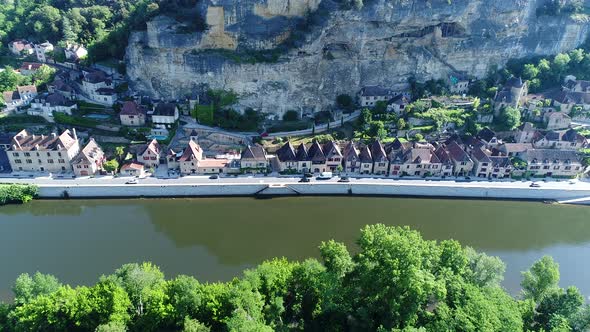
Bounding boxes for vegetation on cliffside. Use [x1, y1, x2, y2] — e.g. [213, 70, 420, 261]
[1, 225, 589, 331]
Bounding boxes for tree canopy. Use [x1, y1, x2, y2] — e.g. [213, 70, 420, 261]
[0, 225, 588, 331]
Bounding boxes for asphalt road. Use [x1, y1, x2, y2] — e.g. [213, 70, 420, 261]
[0, 173, 588, 191]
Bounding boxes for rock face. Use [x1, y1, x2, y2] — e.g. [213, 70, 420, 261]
[126, 0, 590, 115]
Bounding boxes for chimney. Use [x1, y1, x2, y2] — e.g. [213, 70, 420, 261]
[72, 128, 78, 141]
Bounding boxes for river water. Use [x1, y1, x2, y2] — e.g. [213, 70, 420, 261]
[1, 197, 590, 301]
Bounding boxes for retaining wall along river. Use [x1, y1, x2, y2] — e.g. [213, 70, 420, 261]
[35, 182, 590, 202]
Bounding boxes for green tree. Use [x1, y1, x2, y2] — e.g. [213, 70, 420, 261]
[103, 159, 119, 173]
[0, 66, 21, 92]
[31, 64, 57, 87]
[359, 108, 372, 127]
[27, 5, 62, 42]
[115, 146, 125, 161]
[368, 121, 387, 140]
[396, 118, 406, 130]
[336, 94, 354, 111]
[523, 64, 539, 80]
[183, 317, 210, 332]
[12, 272, 61, 305]
[553, 53, 571, 75]
[501, 106, 521, 130]
[521, 256, 560, 302]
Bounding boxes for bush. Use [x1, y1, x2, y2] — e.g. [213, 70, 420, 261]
[0, 115, 47, 125]
[53, 112, 99, 128]
[282, 110, 300, 122]
[336, 94, 354, 111]
[0, 184, 38, 205]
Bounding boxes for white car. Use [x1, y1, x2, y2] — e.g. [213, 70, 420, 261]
[125, 179, 139, 184]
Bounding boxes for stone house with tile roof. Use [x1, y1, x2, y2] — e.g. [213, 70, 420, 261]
[240, 144, 268, 172]
[524, 149, 582, 177]
[8, 129, 80, 172]
[119, 101, 147, 127]
[533, 129, 587, 150]
[342, 141, 361, 174]
[71, 138, 105, 177]
[471, 147, 513, 178]
[136, 139, 161, 169]
[370, 140, 389, 175]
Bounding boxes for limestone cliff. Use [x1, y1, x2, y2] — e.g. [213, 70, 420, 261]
[126, 0, 590, 115]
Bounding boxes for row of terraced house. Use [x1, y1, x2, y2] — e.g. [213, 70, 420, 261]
[274, 130, 585, 179]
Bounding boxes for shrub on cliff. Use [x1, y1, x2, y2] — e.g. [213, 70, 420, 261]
[0, 184, 38, 205]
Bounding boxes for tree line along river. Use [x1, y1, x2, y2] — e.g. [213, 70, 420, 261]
[0, 196, 589, 301]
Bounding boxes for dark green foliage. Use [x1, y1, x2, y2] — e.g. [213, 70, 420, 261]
[0, 184, 38, 205]
[283, 110, 300, 122]
[336, 94, 354, 111]
[53, 112, 100, 128]
[1, 226, 587, 332]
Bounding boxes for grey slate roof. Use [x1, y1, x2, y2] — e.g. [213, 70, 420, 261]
[524, 149, 580, 164]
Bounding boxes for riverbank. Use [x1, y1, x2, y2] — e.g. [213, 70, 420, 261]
[2, 176, 590, 203]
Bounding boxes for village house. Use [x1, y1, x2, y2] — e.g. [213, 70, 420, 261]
[477, 128, 501, 147]
[8, 40, 33, 56]
[563, 77, 590, 93]
[445, 141, 474, 176]
[359, 145, 374, 174]
[359, 86, 398, 107]
[523, 149, 582, 177]
[494, 77, 528, 115]
[152, 103, 179, 126]
[307, 141, 328, 173]
[324, 141, 343, 172]
[136, 139, 161, 169]
[34, 42, 54, 63]
[276, 141, 299, 172]
[120, 162, 145, 177]
[398, 147, 442, 177]
[471, 147, 513, 178]
[64, 43, 88, 61]
[240, 145, 268, 172]
[544, 112, 571, 130]
[515, 122, 537, 143]
[178, 139, 204, 175]
[342, 141, 361, 174]
[551, 91, 590, 113]
[48, 79, 76, 100]
[533, 129, 587, 150]
[28, 93, 78, 117]
[7, 129, 80, 173]
[497, 143, 533, 157]
[449, 74, 470, 95]
[119, 101, 146, 127]
[295, 143, 311, 173]
[2, 85, 38, 110]
[370, 140, 389, 175]
[195, 158, 230, 175]
[433, 146, 455, 177]
[386, 94, 410, 116]
[18, 62, 43, 76]
[81, 70, 117, 105]
[71, 138, 105, 177]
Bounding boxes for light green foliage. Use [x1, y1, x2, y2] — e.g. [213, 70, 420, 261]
[368, 121, 388, 139]
[501, 106, 521, 130]
[397, 118, 406, 130]
[182, 317, 209, 332]
[103, 159, 120, 173]
[96, 321, 128, 332]
[523, 64, 539, 80]
[0, 66, 25, 92]
[320, 240, 354, 278]
[31, 64, 57, 87]
[12, 272, 61, 305]
[465, 247, 506, 287]
[2, 227, 587, 331]
[521, 256, 560, 302]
